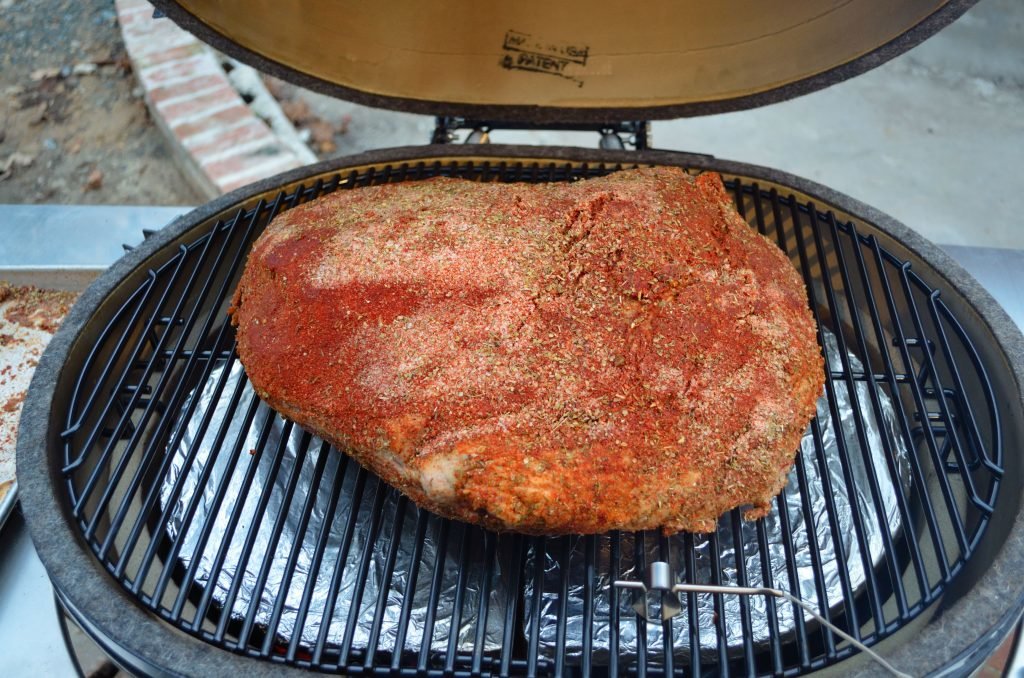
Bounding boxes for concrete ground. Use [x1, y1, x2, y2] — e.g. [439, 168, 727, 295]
[651, 0, 1024, 250]
[299, 0, 1023, 250]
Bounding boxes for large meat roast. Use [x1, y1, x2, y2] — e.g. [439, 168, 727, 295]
[229, 167, 823, 534]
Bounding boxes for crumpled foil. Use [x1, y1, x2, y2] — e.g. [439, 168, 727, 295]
[523, 329, 912, 664]
[160, 363, 506, 654]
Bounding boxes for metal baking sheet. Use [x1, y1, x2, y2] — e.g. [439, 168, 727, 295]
[0, 268, 99, 530]
[0, 299, 58, 531]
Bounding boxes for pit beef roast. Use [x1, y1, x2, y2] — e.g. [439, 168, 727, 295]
[229, 167, 823, 534]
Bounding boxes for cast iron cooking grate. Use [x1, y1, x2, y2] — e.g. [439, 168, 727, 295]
[58, 160, 1003, 676]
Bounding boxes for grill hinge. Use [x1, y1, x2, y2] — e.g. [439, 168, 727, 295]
[432, 116, 650, 150]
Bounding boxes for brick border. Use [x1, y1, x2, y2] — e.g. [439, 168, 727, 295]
[115, 0, 315, 198]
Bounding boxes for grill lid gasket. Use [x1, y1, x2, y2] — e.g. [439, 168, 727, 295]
[16, 145, 1024, 677]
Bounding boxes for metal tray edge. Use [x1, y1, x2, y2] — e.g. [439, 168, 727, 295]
[0, 266, 108, 292]
[0, 480, 17, 531]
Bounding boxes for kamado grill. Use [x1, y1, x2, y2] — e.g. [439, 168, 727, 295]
[16, 1, 1024, 676]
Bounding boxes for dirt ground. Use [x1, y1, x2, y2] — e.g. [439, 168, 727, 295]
[0, 0, 200, 205]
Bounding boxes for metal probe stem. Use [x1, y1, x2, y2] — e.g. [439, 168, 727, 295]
[614, 580, 913, 678]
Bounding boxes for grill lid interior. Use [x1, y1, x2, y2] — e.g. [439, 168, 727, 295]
[151, 0, 976, 122]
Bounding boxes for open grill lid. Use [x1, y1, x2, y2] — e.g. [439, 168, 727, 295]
[151, 0, 976, 123]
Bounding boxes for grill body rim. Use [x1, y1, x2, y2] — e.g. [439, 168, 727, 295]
[17, 144, 1024, 677]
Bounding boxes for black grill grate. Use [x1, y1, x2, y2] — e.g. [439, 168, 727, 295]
[58, 160, 1003, 676]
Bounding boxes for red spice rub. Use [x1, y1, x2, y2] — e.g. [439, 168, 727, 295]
[230, 167, 824, 534]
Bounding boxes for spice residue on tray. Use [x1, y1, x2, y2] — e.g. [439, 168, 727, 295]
[2, 394, 25, 414]
[0, 282, 78, 501]
[0, 281, 77, 333]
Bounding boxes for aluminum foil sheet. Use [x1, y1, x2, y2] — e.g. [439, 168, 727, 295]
[523, 329, 912, 664]
[160, 362, 507, 654]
